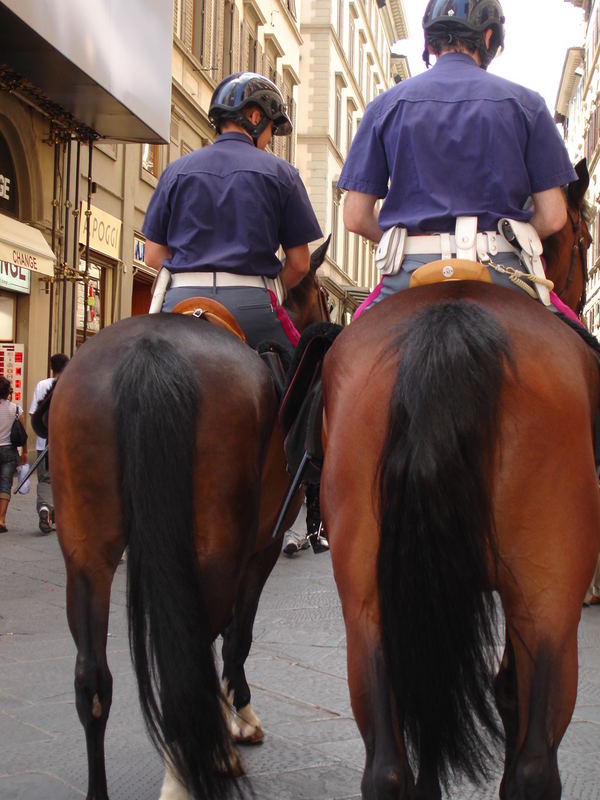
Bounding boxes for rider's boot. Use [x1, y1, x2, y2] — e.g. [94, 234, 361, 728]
[305, 483, 329, 554]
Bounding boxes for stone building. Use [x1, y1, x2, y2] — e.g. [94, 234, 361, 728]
[0, 0, 172, 411]
[556, 0, 600, 332]
[0, 0, 411, 415]
[297, 0, 409, 323]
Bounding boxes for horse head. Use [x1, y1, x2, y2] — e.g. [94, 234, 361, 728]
[283, 234, 332, 332]
[543, 159, 593, 317]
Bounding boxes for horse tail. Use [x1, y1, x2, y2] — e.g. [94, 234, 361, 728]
[113, 335, 236, 800]
[377, 299, 512, 787]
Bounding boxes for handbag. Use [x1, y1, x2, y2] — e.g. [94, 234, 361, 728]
[10, 408, 27, 448]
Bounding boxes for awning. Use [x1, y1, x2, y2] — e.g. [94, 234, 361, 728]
[0, 213, 55, 277]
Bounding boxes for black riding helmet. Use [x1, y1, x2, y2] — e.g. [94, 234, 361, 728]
[209, 72, 292, 145]
[422, 0, 505, 69]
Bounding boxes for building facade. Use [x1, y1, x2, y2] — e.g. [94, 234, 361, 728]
[0, 0, 410, 418]
[0, 0, 172, 414]
[297, 0, 409, 324]
[556, 0, 600, 332]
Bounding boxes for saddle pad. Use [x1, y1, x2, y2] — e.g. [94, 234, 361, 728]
[171, 296, 246, 342]
[409, 258, 493, 288]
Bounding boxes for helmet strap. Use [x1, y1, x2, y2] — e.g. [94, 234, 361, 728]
[237, 112, 270, 147]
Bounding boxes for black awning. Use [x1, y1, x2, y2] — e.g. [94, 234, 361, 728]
[0, 3, 168, 142]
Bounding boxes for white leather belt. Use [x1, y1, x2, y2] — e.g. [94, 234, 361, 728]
[405, 231, 515, 257]
[170, 271, 279, 291]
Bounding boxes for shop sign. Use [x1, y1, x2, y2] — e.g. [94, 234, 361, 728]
[0, 260, 31, 294]
[0, 134, 17, 215]
[79, 204, 122, 260]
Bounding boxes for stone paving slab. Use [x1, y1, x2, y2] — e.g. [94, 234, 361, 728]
[1, 487, 600, 798]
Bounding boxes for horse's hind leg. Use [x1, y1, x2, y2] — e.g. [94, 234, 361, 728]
[66, 563, 116, 800]
[221, 536, 282, 744]
[495, 633, 519, 800]
[499, 624, 576, 800]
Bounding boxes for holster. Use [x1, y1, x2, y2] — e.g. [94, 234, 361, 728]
[498, 218, 551, 305]
[375, 226, 407, 275]
[149, 267, 171, 313]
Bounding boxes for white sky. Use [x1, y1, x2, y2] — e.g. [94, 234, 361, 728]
[394, 0, 586, 112]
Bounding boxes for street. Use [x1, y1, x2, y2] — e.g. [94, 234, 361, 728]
[1, 487, 600, 799]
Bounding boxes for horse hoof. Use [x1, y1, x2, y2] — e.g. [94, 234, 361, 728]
[234, 726, 265, 745]
[231, 703, 265, 745]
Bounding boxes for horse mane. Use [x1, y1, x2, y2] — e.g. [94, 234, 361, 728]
[555, 312, 600, 358]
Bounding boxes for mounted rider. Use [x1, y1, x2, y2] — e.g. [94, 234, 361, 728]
[143, 71, 322, 350]
[338, 0, 578, 314]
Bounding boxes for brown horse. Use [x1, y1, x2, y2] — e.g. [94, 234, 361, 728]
[320, 182, 598, 798]
[285, 235, 333, 330]
[543, 158, 592, 317]
[49, 243, 329, 800]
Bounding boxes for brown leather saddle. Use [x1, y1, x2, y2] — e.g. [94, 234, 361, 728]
[171, 297, 246, 342]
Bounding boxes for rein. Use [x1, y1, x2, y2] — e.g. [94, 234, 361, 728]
[563, 207, 588, 317]
[317, 281, 331, 321]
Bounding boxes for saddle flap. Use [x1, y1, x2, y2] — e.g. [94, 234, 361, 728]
[170, 296, 246, 342]
[409, 258, 493, 288]
[279, 323, 342, 436]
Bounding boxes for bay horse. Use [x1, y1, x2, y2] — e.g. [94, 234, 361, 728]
[49, 240, 330, 800]
[320, 176, 598, 798]
[543, 158, 592, 318]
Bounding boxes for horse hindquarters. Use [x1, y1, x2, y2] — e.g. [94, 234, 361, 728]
[114, 337, 237, 800]
[377, 301, 509, 789]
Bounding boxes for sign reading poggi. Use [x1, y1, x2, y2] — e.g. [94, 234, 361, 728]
[79, 204, 122, 260]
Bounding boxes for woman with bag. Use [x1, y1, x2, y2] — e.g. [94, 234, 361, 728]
[0, 376, 27, 532]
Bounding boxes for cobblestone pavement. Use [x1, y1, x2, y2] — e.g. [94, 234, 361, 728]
[1, 486, 600, 799]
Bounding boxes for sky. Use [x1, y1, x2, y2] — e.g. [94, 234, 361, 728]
[394, 0, 586, 113]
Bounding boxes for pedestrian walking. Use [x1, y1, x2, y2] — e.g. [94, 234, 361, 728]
[0, 376, 27, 532]
[29, 353, 69, 534]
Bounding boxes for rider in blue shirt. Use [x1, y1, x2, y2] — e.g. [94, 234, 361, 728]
[338, 0, 577, 312]
[143, 72, 322, 349]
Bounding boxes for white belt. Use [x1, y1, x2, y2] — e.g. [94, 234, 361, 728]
[170, 271, 279, 291]
[404, 231, 515, 257]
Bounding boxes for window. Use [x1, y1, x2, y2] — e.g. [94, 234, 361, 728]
[358, 40, 364, 94]
[331, 187, 341, 263]
[223, 1, 235, 76]
[335, 87, 342, 150]
[348, 15, 355, 69]
[192, 0, 207, 63]
[346, 108, 353, 154]
[141, 144, 159, 177]
[287, 0, 297, 19]
[174, 0, 184, 40]
[337, 0, 344, 44]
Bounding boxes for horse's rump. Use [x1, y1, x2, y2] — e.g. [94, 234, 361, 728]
[51, 313, 276, 798]
[321, 281, 600, 790]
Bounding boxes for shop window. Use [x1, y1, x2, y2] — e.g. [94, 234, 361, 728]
[76, 260, 114, 346]
[0, 294, 15, 341]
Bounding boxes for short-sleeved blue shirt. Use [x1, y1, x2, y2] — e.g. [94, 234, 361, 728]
[338, 53, 577, 234]
[142, 132, 322, 276]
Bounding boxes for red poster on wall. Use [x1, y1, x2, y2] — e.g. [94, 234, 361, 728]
[0, 344, 25, 404]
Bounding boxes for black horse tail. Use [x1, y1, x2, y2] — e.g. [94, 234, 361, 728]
[377, 300, 513, 787]
[113, 336, 236, 800]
